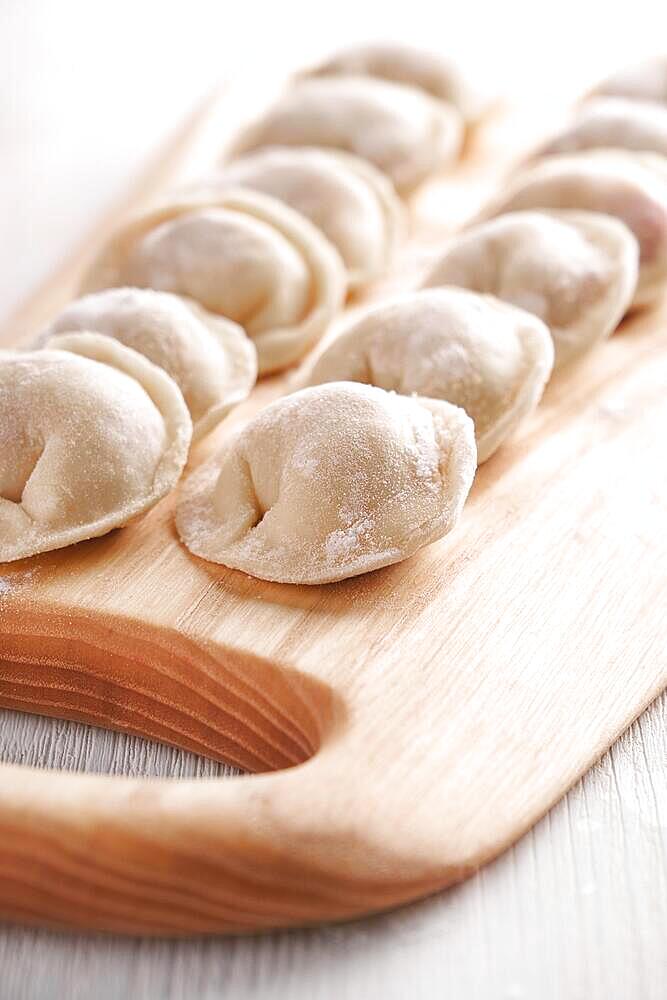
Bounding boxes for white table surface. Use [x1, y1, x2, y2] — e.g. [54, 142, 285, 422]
[1, 3, 666, 997]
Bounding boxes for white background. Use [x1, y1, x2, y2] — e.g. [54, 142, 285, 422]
[1, 2, 666, 998]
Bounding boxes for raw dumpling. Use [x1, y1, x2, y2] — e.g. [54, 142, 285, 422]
[201, 147, 403, 288]
[591, 56, 667, 106]
[474, 152, 667, 307]
[176, 381, 476, 584]
[304, 42, 488, 124]
[42, 288, 257, 441]
[229, 76, 463, 194]
[80, 188, 346, 375]
[533, 98, 667, 160]
[422, 211, 639, 368]
[0, 333, 191, 563]
[302, 288, 554, 463]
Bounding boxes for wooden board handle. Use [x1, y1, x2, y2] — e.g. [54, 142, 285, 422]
[0, 601, 450, 934]
[0, 763, 446, 936]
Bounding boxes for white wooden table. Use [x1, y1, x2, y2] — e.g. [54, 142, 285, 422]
[1, 3, 665, 996]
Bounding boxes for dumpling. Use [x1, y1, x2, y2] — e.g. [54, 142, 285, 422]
[302, 288, 554, 463]
[422, 210, 639, 368]
[591, 56, 667, 106]
[176, 381, 476, 584]
[228, 76, 463, 194]
[42, 288, 257, 441]
[0, 333, 191, 563]
[200, 147, 404, 288]
[533, 98, 667, 160]
[80, 188, 346, 375]
[474, 152, 667, 307]
[303, 42, 488, 124]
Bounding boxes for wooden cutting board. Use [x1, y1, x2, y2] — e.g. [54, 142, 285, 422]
[0, 84, 666, 936]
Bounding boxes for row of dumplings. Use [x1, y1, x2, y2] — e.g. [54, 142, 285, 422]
[2, 48, 666, 583]
[0, 43, 476, 573]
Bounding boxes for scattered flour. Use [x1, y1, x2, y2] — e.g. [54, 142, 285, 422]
[0, 567, 35, 598]
[325, 516, 375, 562]
[292, 452, 319, 477]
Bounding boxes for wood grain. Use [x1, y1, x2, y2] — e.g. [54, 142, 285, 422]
[0, 87, 666, 936]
